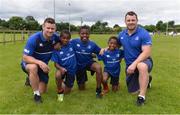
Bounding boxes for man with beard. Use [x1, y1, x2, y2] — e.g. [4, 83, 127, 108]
[118, 11, 153, 106]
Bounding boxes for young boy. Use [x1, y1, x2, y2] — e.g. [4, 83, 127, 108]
[51, 30, 77, 102]
[70, 25, 103, 98]
[98, 36, 124, 94]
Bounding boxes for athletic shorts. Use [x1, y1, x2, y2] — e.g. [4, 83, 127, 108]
[104, 71, 119, 86]
[21, 62, 49, 84]
[76, 61, 96, 85]
[62, 73, 75, 88]
[126, 58, 153, 93]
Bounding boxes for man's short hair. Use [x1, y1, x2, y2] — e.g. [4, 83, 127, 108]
[43, 17, 55, 24]
[125, 11, 138, 20]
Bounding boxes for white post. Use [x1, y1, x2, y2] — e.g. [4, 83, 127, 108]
[166, 22, 168, 36]
[68, 2, 71, 32]
[53, 0, 56, 21]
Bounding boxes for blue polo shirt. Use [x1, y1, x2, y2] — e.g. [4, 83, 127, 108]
[71, 38, 101, 70]
[22, 31, 59, 64]
[51, 43, 77, 75]
[98, 49, 124, 77]
[118, 26, 152, 66]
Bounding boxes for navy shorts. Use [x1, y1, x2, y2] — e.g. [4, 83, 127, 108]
[62, 73, 75, 88]
[126, 58, 153, 93]
[76, 61, 96, 85]
[105, 71, 119, 86]
[21, 62, 49, 84]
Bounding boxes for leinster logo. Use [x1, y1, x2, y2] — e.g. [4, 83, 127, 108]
[77, 44, 80, 47]
[60, 51, 64, 55]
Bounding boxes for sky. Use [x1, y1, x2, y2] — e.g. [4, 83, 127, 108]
[0, 0, 180, 27]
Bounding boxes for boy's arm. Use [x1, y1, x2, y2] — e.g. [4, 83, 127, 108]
[54, 63, 67, 75]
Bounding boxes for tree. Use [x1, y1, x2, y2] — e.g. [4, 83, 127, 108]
[168, 21, 175, 28]
[91, 20, 110, 33]
[0, 18, 9, 29]
[144, 25, 156, 32]
[8, 16, 26, 30]
[25, 16, 40, 30]
[113, 24, 122, 32]
[156, 20, 166, 32]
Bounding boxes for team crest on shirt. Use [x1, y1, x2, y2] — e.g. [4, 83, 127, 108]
[77, 44, 80, 47]
[135, 36, 139, 40]
[39, 43, 43, 47]
[52, 40, 55, 44]
[69, 47, 73, 51]
[106, 55, 110, 58]
[87, 45, 91, 49]
[121, 37, 123, 39]
[60, 51, 64, 55]
[116, 54, 120, 57]
[67, 53, 70, 56]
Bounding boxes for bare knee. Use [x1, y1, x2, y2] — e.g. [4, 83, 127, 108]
[27, 64, 38, 74]
[137, 62, 148, 73]
[55, 70, 62, 79]
[94, 64, 102, 74]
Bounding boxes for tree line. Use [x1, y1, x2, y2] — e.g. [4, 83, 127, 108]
[0, 16, 180, 33]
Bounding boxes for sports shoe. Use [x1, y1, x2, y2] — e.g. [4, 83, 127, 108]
[136, 96, 145, 106]
[34, 94, 42, 103]
[57, 94, 64, 102]
[96, 92, 103, 98]
[147, 75, 152, 89]
[25, 77, 31, 86]
[96, 87, 103, 98]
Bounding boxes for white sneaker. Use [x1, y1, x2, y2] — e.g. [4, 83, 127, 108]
[57, 94, 64, 102]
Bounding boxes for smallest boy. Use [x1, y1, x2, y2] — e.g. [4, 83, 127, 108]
[51, 30, 77, 102]
[98, 36, 124, 94]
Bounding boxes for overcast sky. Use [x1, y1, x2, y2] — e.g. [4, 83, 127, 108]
[0, 0, 180, 27]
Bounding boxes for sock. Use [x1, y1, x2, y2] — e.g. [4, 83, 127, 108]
[138, 95, 145, 100]
[33, 90, 40, 96]
[57, 89, 64, 94]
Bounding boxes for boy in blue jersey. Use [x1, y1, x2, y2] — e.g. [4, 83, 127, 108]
[98, 36, 124, 94]
[21, 18, 59, 103]
[71, 26, 103, 98]
[51, 30, 77, 102]
[118, 11, 153, 106]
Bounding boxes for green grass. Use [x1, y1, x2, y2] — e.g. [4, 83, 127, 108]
[0, 34, 180, 114]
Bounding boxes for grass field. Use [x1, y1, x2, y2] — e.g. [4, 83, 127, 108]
[0, 34, 180, 114]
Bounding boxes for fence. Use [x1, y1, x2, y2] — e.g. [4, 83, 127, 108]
[0, 30, 36, 45]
